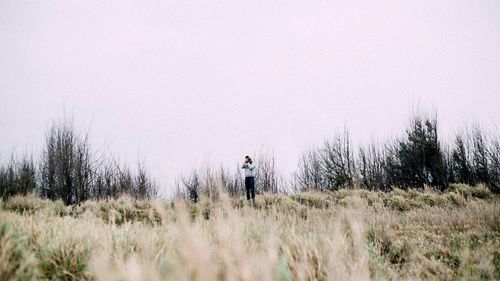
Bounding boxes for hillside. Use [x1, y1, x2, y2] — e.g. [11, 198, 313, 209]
[0, 185, 499, 281]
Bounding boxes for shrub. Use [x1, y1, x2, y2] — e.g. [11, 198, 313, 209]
[338, 195, 366, 208]
[387, 195, 410, 211]
[5, 194, 68, 216]
[471, 184, 491, 199]
[0, 221, 40, 280]
[289, 192, 331, 208]
[447, 183, 473, 198]
[444, 192, 466, 207]
[36, 223, 92, 279]
[366, 223, 412, 265]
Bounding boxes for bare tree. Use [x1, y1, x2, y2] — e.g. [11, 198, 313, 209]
[177, 169, 201, 203]
[470, 125, 490, 185]
[488, 134, 500, 191]
[320, 129, 355, 190]
[40, 120, 93, 205]
[358, 142, 387, 191]
[255, 152, 279, 194]
[133, 162, 158, 200]
[218, 165, 243, 197]
[296, 129, 355, 191]
[39, 118, 159, 204]
[450, 125, 493, 187]
[296, 147, 324, 192]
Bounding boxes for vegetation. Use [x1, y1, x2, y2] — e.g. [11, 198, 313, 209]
[1, 111, 499, 280]
[0, 156, 36, 199]
[1, 118, 158, 204]
[0, 186, 498, 280]
[1, 111, 499, 203]
[296, 114, 500, 194]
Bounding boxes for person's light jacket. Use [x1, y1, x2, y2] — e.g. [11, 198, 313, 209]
[242, 163, 256, 178]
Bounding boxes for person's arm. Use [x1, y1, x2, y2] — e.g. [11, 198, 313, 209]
[242, 163, 248, 169]
[248, 164, 255, 170]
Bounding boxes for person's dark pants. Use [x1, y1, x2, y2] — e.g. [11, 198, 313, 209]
[245, 177, 255, 200]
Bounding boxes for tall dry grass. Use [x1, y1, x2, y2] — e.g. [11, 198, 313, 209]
[0, 185, 498, 281]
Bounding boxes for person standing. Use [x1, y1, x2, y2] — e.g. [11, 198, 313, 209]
[242, 156, 256, 204]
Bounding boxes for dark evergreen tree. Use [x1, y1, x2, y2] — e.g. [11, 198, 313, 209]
[386, 115, 446, 189]
[451, 134, 473, 184]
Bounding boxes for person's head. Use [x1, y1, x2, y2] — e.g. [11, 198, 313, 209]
[245, 155, 252, 163]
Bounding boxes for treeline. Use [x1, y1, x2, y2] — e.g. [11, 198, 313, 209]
[2, 112, 499, 204]
[296, 114, 500, 193]
[175, 113, 499, 202]
[0, 119, 157, 204]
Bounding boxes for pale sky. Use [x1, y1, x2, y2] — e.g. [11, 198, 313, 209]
[1, 0, 499, 195]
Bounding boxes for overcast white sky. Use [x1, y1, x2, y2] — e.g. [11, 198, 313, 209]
[1, 0, 499, 195]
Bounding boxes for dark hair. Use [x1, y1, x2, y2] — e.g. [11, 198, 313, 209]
[245, 155, 250, 159]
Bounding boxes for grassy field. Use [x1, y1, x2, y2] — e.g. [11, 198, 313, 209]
[0, 184, 499, 281]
